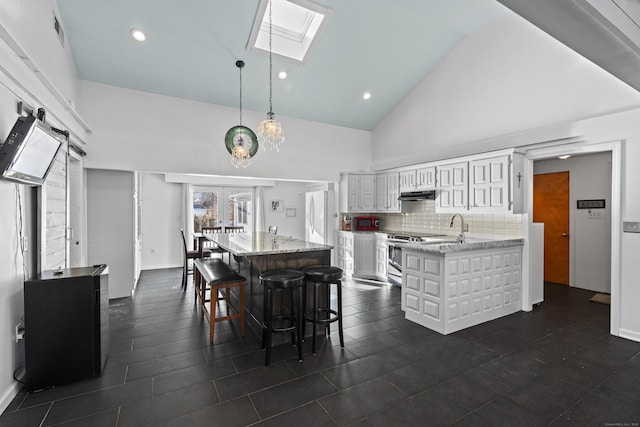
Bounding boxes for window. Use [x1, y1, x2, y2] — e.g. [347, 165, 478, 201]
[193, 190, 219, 232]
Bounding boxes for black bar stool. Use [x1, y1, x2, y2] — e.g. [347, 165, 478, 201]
[302, 265, 344, 355]
[260, 269, 305, 366]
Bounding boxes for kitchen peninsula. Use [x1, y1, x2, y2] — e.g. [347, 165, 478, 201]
[399, 238, 524, 335]
[205, 232, 333, 334]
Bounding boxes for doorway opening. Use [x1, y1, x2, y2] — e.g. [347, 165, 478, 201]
[528, 144, 618, 335]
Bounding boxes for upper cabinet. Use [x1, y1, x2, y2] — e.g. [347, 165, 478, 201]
[340, 173, 376, 212]
[400, 167, 436, 192]
[436, 150, 524, 214]
[469, 155, 509, 212]
[436, 161, 468, 213]
[416, 166, 437, 190]
[376, 172, 400, 212]
[341, 149, 524, 215]
[399, 170, 416, 192]
[387, 172, 400, 212]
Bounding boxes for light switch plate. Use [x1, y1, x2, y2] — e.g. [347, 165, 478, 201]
[623, 221, 640, 233]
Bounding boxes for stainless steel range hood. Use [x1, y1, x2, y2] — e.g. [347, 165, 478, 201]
[398, 190, 436, 201]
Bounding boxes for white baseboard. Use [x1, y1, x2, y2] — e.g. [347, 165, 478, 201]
[618, 328, 640, 343]
[0, 381, 22, 414]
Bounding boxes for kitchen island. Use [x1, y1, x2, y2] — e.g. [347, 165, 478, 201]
[399, 238, 524, 335]
[205, 232, 333, 335]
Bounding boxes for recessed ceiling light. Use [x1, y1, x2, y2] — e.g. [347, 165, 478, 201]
[130, 28, 146, 42]
[278, 70, 287, 79]
[558, 155, 571, 160]
[362, 91, 372, 100]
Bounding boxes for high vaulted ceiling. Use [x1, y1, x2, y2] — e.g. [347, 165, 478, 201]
[56, 0, 509, 131]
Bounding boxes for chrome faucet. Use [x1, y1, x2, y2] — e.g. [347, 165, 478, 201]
[449, 214, 466, 243]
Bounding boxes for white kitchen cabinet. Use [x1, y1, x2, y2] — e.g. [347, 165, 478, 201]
[402, 245, 523, 334]
[400, 167, 435, 192]
[469, 155, 510, 212]
[467, 152, 525, 214]
[434, 150, 524, 214]
[416, 166, 437, 190]
[436, 161, 468, 212]
[375, 173, 388, 211]
[336, 231, 354, 277]
[387, 172, 400, 212]
[354, 232, 376, 280]
[375, 233, 388, 281]
[399, 170, 417, 192]
[339, 173, 376, 212]
[375, 172, 400, 212]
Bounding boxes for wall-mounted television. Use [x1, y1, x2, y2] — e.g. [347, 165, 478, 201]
[0, 114, 64, 186]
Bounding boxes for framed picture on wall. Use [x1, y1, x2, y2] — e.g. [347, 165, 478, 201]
[270, 200, 284, 213]
[286, 208, 296, 217]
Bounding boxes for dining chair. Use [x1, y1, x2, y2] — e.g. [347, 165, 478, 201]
[180, 229, 212, 290]
[200, 226, 226, 259]
[268, 226, 278, 235]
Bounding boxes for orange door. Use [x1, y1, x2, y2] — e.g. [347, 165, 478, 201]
[533, 172, 570, 285]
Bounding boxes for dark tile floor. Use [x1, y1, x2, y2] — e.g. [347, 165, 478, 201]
[2, 268, 640, 426]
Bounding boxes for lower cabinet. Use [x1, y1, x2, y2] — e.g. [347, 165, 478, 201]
[375, 233, 388, 281]
[402, 245, 523, 334]
[336, 231, 354, 277]
[354, 233, 376, 279]
[337, 231, 388, 282]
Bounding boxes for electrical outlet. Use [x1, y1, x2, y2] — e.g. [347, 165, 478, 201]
[15, 323, 24, 343]
[623, 221, 640, 233]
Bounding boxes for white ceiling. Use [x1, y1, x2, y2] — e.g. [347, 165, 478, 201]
[55, 0, 508, 131]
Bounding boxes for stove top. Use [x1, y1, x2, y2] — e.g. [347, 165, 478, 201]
[386, 232, 447, 242]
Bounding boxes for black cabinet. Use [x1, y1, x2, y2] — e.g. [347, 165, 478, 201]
[24, 265, 109, 390]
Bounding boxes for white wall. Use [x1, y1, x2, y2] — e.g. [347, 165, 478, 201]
[87, 169, 135, 299]
[77, 81, 372, 182]
[140, 173, 183, 270]
[534, 152, 612, 293]
[372, 13, 640, 170]
[262, 181, 308, 240]
[0, 0, 89, 412]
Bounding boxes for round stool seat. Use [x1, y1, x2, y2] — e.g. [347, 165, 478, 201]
[302, 265, 343, 283]
[302, 265, 345, 354]
[260, 269, 305, 366]
[260, 270, 305, 288]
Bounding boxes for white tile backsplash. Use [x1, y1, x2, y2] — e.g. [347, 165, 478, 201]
[375, 200, 524, 239]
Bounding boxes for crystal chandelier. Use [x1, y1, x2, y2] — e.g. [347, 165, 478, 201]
[225, 60, 258, 168]
[257, 0, 285, 151]
[231, 145, 251, 168]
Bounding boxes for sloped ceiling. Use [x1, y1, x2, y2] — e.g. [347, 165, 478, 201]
[55, 0, 508, 131]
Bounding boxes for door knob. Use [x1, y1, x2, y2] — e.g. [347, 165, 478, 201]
[562, 233, 568, 238]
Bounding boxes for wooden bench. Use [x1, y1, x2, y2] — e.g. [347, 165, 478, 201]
[193, 258, 245, 343]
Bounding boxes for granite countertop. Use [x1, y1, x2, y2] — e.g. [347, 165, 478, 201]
[397, 237, 524, 254]
[205, 231, 333, 256]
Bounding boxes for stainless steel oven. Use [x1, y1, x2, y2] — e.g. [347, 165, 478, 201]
[386, 233, 448, 287]
[386, 234, 422, 287]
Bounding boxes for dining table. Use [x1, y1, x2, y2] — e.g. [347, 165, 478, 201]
[204, 231, 333, 335]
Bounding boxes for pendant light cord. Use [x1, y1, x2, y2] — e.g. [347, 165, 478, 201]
[268, 0, 273, 116]
[239, 61, 243, 125]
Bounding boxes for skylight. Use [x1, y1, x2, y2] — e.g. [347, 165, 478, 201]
[247, 0, 332, 64]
